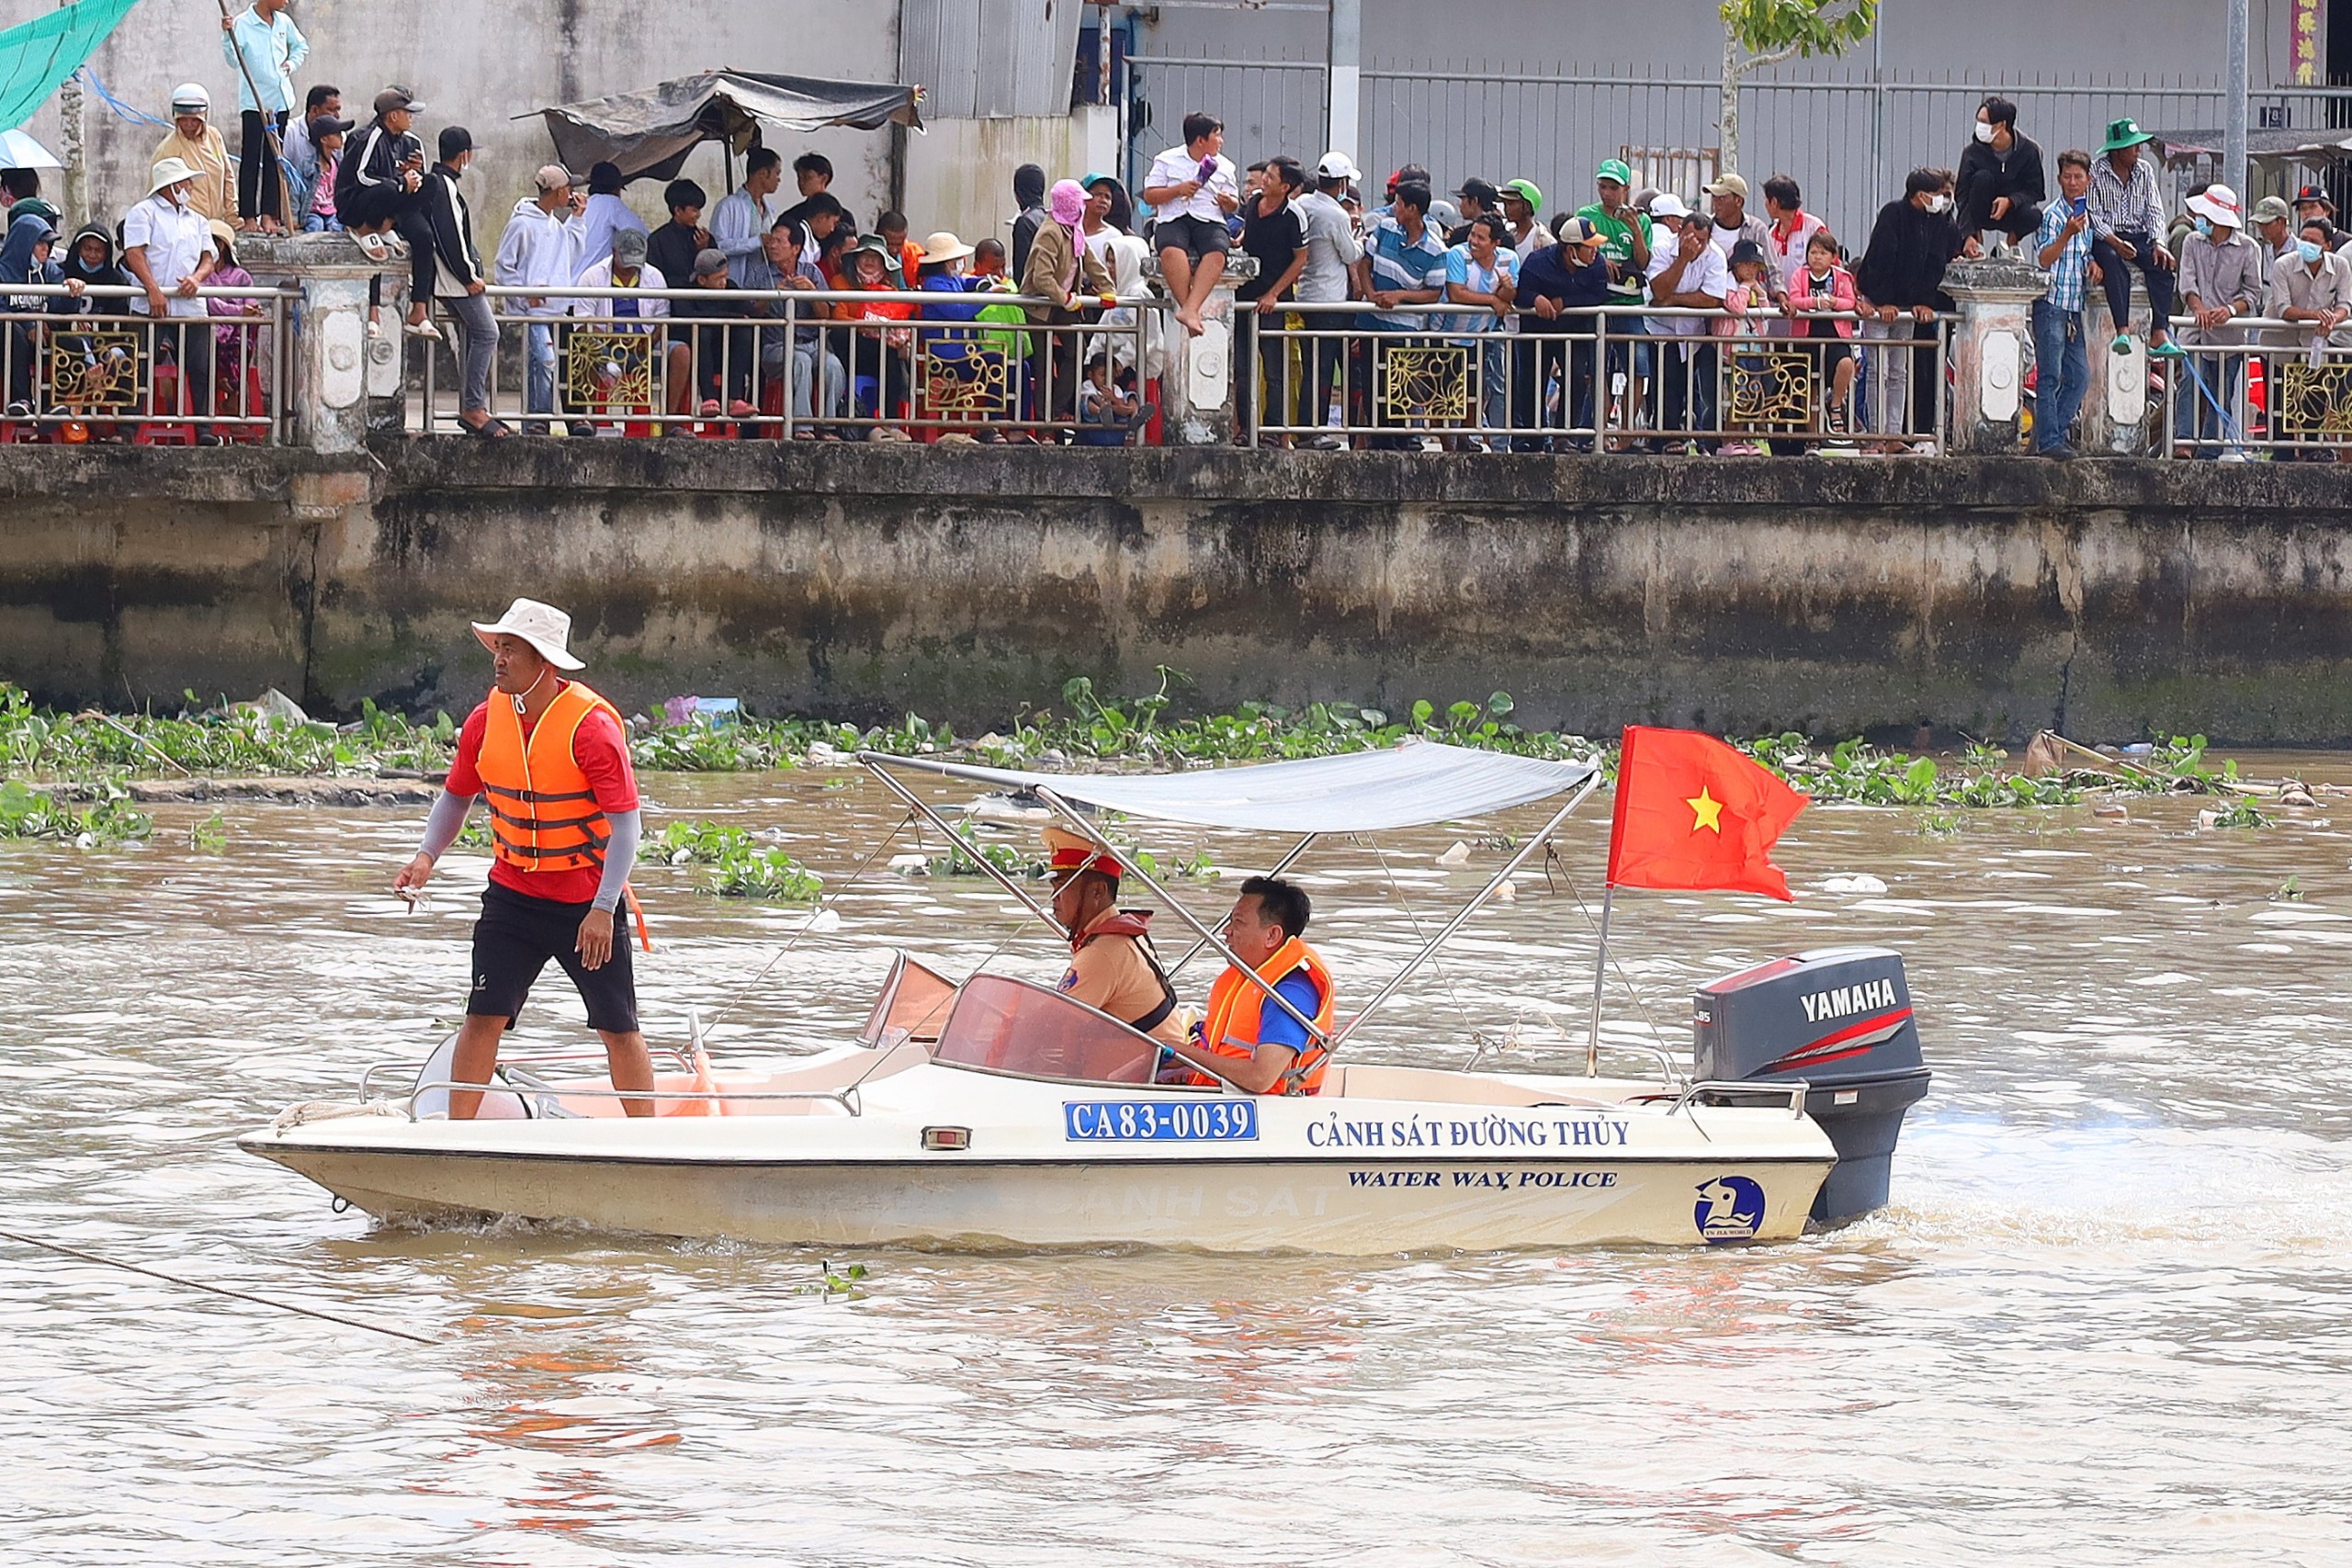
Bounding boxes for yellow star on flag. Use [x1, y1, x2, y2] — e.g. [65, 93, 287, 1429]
[1687, 786, 1724, 834]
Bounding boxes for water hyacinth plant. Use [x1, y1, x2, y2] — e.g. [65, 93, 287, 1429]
[652, 820, 824, 902]
[0, 680, 2267, 826]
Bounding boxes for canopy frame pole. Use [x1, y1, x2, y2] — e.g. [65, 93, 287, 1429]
[1165, 831, 1318, 979]
[1327, 774, 1601, 1055]
[1586, 885, 1615, 1077]
[1031, 786, 1327, 1046]
[860, 757, 1063, 932]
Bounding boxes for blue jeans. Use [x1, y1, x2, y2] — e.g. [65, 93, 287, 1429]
[526, 320, 558, 423]
[300, 212, 343, 233]
[2031, 299, 2089, 452]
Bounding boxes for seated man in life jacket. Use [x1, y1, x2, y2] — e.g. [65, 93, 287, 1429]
[1159, 875, 1336, 1095]
[1046, 826, 1188, 1053]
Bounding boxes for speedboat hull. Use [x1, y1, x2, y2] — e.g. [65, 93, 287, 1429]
[241, 1060, 1840, 1254]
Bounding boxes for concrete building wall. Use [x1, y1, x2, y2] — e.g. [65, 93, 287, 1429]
[8, 444, 2352, 748]
[8, 0, 904, 258]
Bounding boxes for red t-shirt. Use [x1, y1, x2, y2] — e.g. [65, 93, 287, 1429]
[446, 687, 639, 905]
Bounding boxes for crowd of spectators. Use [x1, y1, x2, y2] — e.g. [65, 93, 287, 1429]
[7, 22, 2352, 456]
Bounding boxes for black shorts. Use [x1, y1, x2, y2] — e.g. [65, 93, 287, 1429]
[1155, 213, 1230, 264]
[468, 880, 639, 1033]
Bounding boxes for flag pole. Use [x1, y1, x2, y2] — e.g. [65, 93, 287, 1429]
[1587, 884, 1613, 1077]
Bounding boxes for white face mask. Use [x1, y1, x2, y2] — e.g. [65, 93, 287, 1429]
[1974, 120, 1998, 144]
[1926, 194, 1952, 214]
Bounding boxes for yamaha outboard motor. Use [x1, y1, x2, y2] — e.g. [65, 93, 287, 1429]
[1693, 947, 1931, 1224]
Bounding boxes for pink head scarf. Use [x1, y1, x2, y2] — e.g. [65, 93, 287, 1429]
[1049, 178, 1088, 228]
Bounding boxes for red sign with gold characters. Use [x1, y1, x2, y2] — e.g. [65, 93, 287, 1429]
[2294, 0, 2320, 85]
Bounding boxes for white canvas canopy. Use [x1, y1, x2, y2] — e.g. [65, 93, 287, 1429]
[866, 739, 1598, 833]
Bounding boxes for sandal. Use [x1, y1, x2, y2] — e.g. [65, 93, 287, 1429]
[354, 231, 389, 261]
[462, 417, 513, 439]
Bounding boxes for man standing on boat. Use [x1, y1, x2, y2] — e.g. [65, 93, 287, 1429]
[1047, 827, 1188, 1053]
[391, 599, 656, 1118]
[1161, 876, 1335, 1095]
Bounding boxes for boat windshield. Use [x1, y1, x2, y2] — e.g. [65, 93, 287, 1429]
[932, 975, 1161, 1087]
[857, 952, 960, 1046]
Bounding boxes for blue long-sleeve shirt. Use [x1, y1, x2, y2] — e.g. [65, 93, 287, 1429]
[220, 6, 308, 117]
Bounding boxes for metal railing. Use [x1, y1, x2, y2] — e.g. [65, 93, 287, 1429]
[1245, 301, 1950, 454]
[0, 282, 288, 445]
[414, 284, 1167, 444]
[2138, 315, 2352, 460]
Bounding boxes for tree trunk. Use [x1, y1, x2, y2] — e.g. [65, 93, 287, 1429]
[1719, 28, 1742, 177]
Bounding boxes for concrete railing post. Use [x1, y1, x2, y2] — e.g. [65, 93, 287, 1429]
[1939, 258, 2045, 455]
[1145, 254, 1258, 445]
[236, 234, 409, 454]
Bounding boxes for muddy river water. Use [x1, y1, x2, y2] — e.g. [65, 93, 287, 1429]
[5, 761, 2351, 1565]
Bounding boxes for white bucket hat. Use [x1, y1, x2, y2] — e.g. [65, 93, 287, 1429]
[149, 157, 199, 195]
[471, 598, 585, 671]
[2187, 184, 2242, 227]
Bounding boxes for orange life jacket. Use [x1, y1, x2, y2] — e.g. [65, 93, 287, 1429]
[477, 679, 651, 949]
[1192, 938, 1336, 1094]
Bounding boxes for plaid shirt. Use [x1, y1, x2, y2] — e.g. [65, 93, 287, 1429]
[2088, 152, 2163, 239]
[2036, 200, 2093, 311]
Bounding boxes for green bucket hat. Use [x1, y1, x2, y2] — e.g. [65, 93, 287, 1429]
[2100, 117, 2155, 153]
[1595, 158, 1633, 186]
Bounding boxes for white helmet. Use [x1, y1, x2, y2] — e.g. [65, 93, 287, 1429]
[169, 82, 209, 115]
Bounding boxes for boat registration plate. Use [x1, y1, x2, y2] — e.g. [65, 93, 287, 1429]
[1064, 1100, 1260, 1142]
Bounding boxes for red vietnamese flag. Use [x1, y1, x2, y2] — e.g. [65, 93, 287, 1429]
[1605, 727, 1809, 901]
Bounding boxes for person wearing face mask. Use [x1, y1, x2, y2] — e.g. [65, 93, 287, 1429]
[120, 158, 221, 443]
[2265, 220, 2352, 460]
[2086, 118, 2179, 358]
[1853, 167, 1964, 452]
[2173, 184, 2263, 459]
[1956, 96, 2046, 256]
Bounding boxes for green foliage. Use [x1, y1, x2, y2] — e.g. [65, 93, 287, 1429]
[189, 810, 229, 853]
[1723, 0, 1877, 57]
[927, 831, 1045, 880]
[2204, 800, 2269, 829]
[0, 779, 152, 843]
[653, 820, 824, 902]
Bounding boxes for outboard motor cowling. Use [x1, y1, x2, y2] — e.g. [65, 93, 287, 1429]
[1693, 947, 1931, 1224]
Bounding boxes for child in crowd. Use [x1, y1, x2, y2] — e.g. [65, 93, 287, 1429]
[970, 237, 1009, 283]
[205, 222, 266, 423]
[1076, 349, 1153, 445]
[1713, 238, 1773, 454]
[1786, 228, 1859, 440]
[301, 117, 348, 232]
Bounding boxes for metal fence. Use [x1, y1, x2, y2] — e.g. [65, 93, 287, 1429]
[1, 283, 287, 446]
[413, 286, 1166, 444]
[2144, 319, 2352, 461]
[1127, 52, 2352, 246]
[1242, 301, 1949, 454]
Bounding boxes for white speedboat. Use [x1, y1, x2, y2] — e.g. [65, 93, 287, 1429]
[243, 742, 1930, 1253]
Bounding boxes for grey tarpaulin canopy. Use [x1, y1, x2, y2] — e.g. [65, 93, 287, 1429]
[525, 72, 923, 185]
[868, 739, 1599, 834]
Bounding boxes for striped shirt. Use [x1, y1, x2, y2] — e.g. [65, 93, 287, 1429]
[2088, 153, 2163, 239]
[1362, 215, 1451, 328]
[2035, 200, 2092, 311]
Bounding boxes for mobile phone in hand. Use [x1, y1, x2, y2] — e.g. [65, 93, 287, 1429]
[1197, 156, 1217, 184]
[2071, 196, 2088, 216]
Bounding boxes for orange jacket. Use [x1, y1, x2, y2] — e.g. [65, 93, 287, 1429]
[1192, 938, 1336, 1094]
[477, 679, 626, 874]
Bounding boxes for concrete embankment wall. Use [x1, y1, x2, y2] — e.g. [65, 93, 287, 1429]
[3, 443, 2350, 745]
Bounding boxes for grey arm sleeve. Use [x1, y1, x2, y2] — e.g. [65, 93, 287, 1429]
[593, 808, 640, 912]
[417, 789, 473, 860]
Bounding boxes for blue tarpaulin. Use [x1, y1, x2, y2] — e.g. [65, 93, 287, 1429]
[0, 0, 141, 134]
